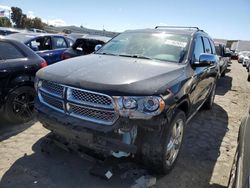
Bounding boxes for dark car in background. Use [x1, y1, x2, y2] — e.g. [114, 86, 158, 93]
[230, 51, 238, 60]
[215, 43, 231, 77]
[62, 35, 111, 60]
[228, 106, 250, 188]
[0, 38, 47, 123]
[6, 33, 74, 65]
[35, 26, 220, 174]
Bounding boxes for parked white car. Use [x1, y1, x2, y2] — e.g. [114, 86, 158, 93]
[245, 52, 250, 71]
[243, 55, 249, 67]
[238, 51, 249, 64]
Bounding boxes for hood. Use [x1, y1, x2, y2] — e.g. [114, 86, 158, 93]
[36, 54, 185, 95]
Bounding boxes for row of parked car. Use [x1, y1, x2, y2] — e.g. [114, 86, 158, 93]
[0, 26, 248, 187]
[0, 30, 111, 122]
[237, 51, 250, 81]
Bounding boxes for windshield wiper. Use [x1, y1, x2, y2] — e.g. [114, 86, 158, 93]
[119, 54, 153, 60]
[96, 52, 118, 56]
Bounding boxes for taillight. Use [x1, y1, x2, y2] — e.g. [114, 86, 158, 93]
[62, 53, 71, 60]
[40, 60, 48, 68]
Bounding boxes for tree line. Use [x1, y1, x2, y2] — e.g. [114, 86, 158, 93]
[0, 7, 47, 29]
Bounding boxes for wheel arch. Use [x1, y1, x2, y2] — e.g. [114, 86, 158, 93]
[4, 75, 35, 102]
[174, 95, 191, 118]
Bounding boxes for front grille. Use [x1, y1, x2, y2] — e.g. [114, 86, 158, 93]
[41, 80, 64, 98]
[69, 103, 118, 124]
[40, 92, 64, 111]
[68, 88, 113, 108]
[38, 80, 118, 125]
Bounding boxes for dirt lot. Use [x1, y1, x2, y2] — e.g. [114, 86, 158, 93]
[0, 61, 249, 188]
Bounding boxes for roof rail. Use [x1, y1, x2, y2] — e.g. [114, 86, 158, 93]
[155, 26, 200, 30]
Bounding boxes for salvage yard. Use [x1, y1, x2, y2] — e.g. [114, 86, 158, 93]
[0, 60, 249, 188]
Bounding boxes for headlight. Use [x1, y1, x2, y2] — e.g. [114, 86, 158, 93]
[34, 78, 42, 92]
[114, 96, 165, 119]
[143, 97, 160, 112]
[123, 97, 137, 109]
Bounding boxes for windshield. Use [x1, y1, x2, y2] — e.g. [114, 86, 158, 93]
[96, 32, 191, 63]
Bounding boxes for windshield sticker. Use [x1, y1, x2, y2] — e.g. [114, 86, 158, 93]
[164, 39, 187, 48]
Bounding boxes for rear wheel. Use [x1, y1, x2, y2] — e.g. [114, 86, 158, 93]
[4, 86, 35, 123]
[203, 83, 216, 110]
[140, 110, 186, 174]
[221, 70, 226, 77]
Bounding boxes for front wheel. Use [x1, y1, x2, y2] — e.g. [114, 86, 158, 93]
[140, 110, 186, 174]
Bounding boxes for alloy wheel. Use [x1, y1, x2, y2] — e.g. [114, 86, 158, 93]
[165, 119, 184, 166]
[12, 92, 35, 122]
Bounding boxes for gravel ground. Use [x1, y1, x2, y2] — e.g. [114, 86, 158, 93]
[0, 61, 249, 188]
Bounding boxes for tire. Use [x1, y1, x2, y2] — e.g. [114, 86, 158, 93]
[221, 70, 226, 77]
[140, 110, 186, 174]
[4, 86, 35, 123]
[248, 73, 250, 82]
[203, 83, 216, 110]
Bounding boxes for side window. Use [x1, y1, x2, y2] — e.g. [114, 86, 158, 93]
[0, 42, 25, 60]
[29, 36, 52, 51]
[203, 37, 212, 54]
[53, 37, 68, 49]
[29, 40, 40, 51]
[209, 40, 216, 55]
[193, 36, 204, 62]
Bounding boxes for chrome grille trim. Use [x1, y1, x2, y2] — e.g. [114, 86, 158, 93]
[68, 103, 118, 125]
[67, 86, 114, 109]
[38, 80, 118, 125]
[38, 91, 64, 113]
[40, 80, 64, 98]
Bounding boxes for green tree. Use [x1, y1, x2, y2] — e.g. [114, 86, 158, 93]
[11, 6, 47, 29]
[32, 17, 44, 29]
[20, 14, 27, 28]
[11, 7, 23, 28]
[25, 17, 33, 28]
[0, 17, 12, 27]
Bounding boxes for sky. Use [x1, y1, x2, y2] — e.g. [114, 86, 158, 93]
[0, 0, 249, 40]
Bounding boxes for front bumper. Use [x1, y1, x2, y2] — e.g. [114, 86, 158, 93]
[35, 99, 166, 154]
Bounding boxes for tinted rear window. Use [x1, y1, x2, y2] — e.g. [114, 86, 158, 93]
[0, 42, 25, 60]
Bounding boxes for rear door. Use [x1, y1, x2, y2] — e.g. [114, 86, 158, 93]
[0, 41, 28, 95]
[50, 36, 69, 64]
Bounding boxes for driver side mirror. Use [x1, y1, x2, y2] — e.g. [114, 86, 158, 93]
[194, 53, 217, 67]
[95, 44, 102, 51]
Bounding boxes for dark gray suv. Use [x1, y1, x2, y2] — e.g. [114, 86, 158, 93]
[35, 26, 219, 174]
